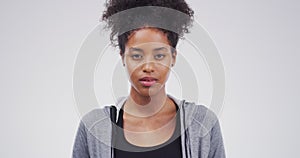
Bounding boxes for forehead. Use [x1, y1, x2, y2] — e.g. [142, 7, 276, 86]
[126, 28, 170, 47]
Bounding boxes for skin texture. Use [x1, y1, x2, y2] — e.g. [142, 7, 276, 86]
[121, 28, 179, 147]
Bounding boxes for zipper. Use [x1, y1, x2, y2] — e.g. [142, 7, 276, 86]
[110, 106, 117, 158]
[182, 100, 191, 158]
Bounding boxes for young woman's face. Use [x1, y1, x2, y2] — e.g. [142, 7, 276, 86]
[122, 28, 176, 97]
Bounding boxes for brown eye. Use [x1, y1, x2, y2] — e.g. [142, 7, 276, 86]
[131, 54, 143, 60]
[154, 54, 165, 60]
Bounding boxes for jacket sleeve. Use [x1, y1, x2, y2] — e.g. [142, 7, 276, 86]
[72, 121, 90, 158]
[208, 120, 226, 158]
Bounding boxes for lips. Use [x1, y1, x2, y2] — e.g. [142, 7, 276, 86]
[139, 77, 158, 87]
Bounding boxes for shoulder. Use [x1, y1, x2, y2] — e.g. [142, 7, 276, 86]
[183, 101, 218, 122]
[78, 96, 126, 130]
[182, 100, 220, 134]
[80, 106, 112, 130]
[73, 106, 113, 154]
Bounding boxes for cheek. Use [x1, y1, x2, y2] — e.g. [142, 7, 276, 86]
[125, 63, 140, 80]
[158, 65, 171, 79]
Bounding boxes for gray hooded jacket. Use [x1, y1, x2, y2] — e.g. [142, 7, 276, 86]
[72, 95, 226, 158]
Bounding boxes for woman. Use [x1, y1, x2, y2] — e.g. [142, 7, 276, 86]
[73, 0, 225, 158]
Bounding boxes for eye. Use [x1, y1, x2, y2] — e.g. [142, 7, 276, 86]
[131, 54, 143, 60]
[154, 54, 165, 60]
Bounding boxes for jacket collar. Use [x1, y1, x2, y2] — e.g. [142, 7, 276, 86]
[114, 94, 183, 122]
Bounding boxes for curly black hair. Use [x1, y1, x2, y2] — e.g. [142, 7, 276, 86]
[101, 0, 194, 55]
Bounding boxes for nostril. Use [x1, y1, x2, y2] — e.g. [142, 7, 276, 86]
[143, 69, 154, 73]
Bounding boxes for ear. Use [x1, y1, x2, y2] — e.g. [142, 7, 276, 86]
[120, 51, 125, 66]
[171, 50, 177, 67]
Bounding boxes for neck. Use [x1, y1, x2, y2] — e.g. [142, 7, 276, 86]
[124, 87, 171, 118]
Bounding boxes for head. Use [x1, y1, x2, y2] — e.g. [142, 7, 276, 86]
[102, 0, 194, 97]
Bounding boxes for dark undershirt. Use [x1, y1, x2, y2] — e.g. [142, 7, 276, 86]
[113, 104, 182, 158]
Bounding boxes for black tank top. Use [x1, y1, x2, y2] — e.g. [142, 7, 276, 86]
[113, 104, 182, 158]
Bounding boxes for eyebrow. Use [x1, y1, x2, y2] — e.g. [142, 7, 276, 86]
[129, 47, 144, 53]
[153, 47, 168, 52]
[129, 47, 168, 53]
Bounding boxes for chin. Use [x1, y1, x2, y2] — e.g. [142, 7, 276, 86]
[135, 85, 164, 97]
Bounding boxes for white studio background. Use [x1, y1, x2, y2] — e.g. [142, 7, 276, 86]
[0, 0, 299, 158]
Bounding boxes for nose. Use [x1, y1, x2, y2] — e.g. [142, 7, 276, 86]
[142, 61, 154, 73]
